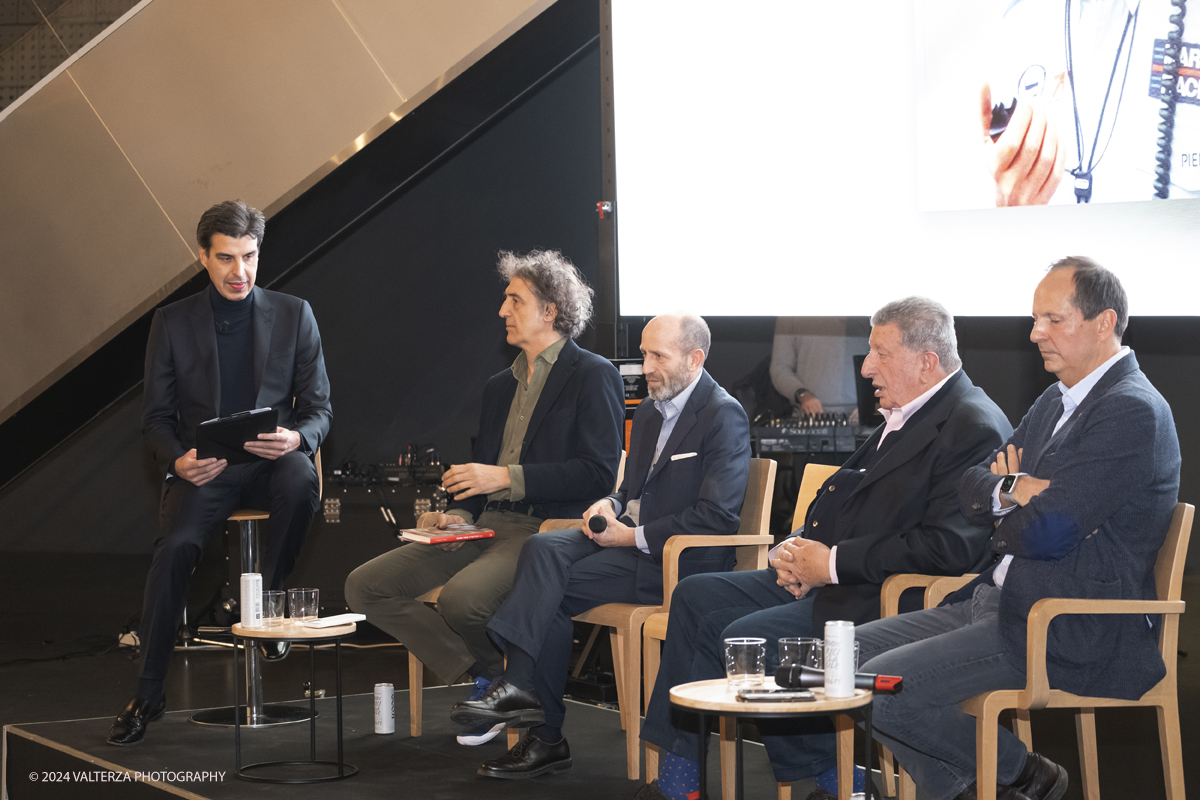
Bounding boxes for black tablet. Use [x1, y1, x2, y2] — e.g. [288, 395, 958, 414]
[196, 408, 279, 464]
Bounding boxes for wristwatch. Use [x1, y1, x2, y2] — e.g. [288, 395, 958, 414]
[793, 388, 811, 404]
[998, 473, 1023, 504]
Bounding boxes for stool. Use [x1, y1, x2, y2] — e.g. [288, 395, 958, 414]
[191, 450, 323, 728]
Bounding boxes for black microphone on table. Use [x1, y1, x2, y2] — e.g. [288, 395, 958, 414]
[588, 515, 608, 534]
[776, 664, 903, 694]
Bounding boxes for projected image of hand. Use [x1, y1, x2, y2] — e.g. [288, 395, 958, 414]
[981, 83, 1065, 206]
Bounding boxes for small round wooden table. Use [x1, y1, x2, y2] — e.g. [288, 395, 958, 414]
[230, 621, 358, 783]
[669, 679, 874, 800]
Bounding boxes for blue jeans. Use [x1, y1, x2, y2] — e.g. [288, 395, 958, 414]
[856, 585, 1029, 800]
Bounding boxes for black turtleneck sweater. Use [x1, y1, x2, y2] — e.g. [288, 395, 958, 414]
[209, 284, 256, 416]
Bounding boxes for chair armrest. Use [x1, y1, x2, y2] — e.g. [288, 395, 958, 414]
[539, 519, 581, 533]
[1021, 598, 1186, 710]
[925, 575, 977, 608]
[880, 574, 947, 618]
[661, 534, 774, 607]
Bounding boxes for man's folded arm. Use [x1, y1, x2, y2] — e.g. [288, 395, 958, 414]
[521, 362, 625, 503]
[991, 394, 1161, 562]
[289, 301, 332, 455]
[641, 403, 751, 558]
[836, 418, 1008, 585]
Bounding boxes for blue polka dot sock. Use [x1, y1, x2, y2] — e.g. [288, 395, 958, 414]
[655, 751, 701, 800]
[814, 764, 866, 794]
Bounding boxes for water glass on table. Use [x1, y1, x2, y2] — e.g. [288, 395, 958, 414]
[288, 588, 319, 622]
[724, 637, 767, 688]
[262, 591, 285, 627]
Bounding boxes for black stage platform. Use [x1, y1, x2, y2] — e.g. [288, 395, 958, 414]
[4, 686, 791, 800]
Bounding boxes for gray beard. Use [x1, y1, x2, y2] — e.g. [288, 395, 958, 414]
[648, 372, 691, 402]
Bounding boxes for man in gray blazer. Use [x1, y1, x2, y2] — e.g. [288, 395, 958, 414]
[108, 200, 332, 746]
[856, 257, 1181, 800]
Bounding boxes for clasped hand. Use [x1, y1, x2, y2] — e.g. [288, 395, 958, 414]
[770, 538, 832, 600]
[441, 463, 511, 500]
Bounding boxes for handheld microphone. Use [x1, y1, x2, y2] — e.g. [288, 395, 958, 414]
[775, 664, 902, 694]
[588, 515, 608, 534]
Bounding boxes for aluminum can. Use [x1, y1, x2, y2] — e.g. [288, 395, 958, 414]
[239, 573, 263, 628]
[823, 620, 855, 697]
[374, 683, 395, 734]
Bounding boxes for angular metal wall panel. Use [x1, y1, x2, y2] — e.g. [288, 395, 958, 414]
[337, 0, 552, 100]
[0, 0, 552, 425]
[0, 70, 191, 418]
[68, 0, 402, 248]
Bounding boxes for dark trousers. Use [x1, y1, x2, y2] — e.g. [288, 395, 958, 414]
[639, 569, 839, 783]
[137, 451, 319, 685]
[487, 529, 654, 729]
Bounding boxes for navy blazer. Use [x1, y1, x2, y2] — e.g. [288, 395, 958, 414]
[958, 352, 1181, 700]
[142, 286, 332, 479]
[608, 369, 751, 601]
[452, 338, 625, 522]
[801, 370, 1012, 627]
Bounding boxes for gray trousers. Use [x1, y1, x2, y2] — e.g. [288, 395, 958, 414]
[856, 584, 1029, 800]
[344, 510, 542, 683]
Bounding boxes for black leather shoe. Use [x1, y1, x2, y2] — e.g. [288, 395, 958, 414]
[477, 732, 571, 779]
[804, 791, 837, 800]
[1011, 752, 1068, 800]
[258, 640, 290, 661]
[450, 678, 545, 728]
[632, 781, 671, 799]
[106, 696, 166, 746]
[952, 781, 1034, 800]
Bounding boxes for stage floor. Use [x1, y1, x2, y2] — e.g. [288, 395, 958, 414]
[4, 686, 792, 800]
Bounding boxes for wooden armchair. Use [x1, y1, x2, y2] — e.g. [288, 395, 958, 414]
[881, 502, 1193, 800]
[543, 457, 777, 779]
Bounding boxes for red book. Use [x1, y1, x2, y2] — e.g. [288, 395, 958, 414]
[398, 524, 495, 545]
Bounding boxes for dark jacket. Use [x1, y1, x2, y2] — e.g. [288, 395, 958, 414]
[455, 338, 625, 522]
[142, 286, 332, 478]
[803, 370, 1013, 627]
[609, 369, 752, 600]
[957, 352, 1180, 700]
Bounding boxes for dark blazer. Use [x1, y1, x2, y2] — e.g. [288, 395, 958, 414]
[608, 369, 752, 600]
[803, 370, 1013, 628]
[453, 338, 625, 522]
[142, 286, 332, 479]
[957, 352, 1180, 700]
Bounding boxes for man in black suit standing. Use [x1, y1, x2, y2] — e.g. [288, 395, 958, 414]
[633, 298, 1012, 800]
[108, 200, 331, 746]
[451, 313, 752, 779]
[855, 259, 1181, 800]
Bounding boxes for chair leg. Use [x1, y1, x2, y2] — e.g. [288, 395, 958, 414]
[975, 702, 1001, 800]
[407, 651, 422, 737]
[620, 624, 642, 780]
[644, 635, 662, 782]
[508, 728, 520, 747]
[879, 744, 897, 797]
[1011, 707, 1032, 750]
[611, 629, 627, 732]
[835, 713, 854, 800]
[719, 715, 737, 800]
[898, 766, 916, 800]
[1157, 700, 1186, 800]
[1074, 708, 1100, 800]
[777, 781, 792, 799]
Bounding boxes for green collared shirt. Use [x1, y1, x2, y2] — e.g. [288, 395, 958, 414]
[493, 336, 567, 502]
[447, 337, 567, 523]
